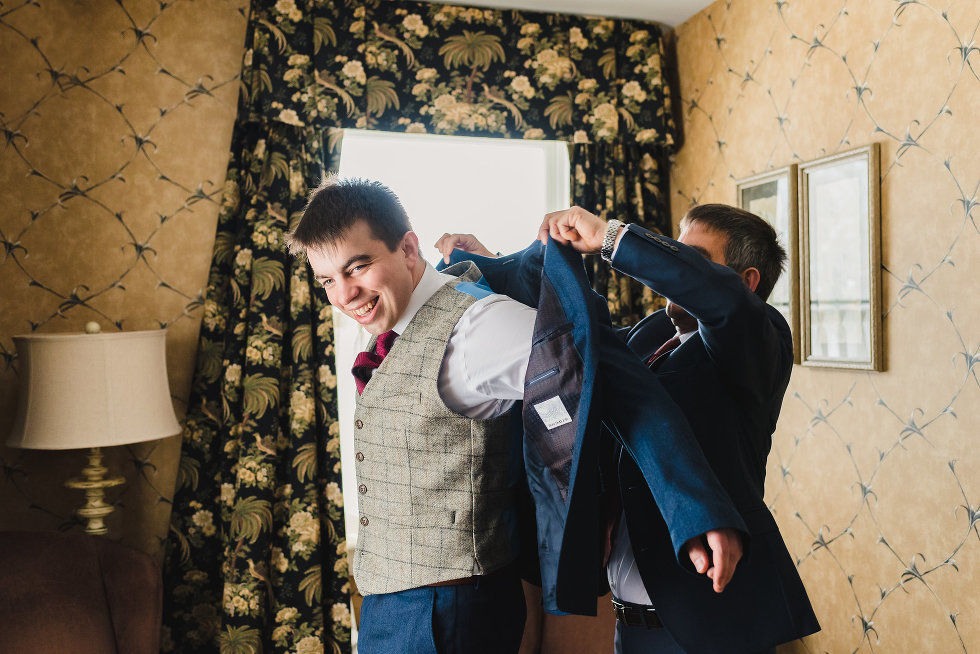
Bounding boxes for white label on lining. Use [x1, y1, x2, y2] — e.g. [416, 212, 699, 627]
[533, 396, 572, 430]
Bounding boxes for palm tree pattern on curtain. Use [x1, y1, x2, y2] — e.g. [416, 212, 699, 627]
[164, 1, 677, 652]
[251, 1, 674, 146]
[163, 122, 350, 654]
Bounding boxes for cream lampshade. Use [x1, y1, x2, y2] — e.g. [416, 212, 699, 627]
[7, 327, 181, 535]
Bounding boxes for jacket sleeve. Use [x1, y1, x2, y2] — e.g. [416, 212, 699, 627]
[597, 321, 748, 561]
[610, 224, 793, 406]
[525, 239, 748, 613]
[437, 240, 544, 309]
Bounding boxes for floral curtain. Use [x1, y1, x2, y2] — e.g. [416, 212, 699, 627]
[571, 141, 672, 324]
[162, 122, 351, 654]
[164, 1, 677, 652]
[253, 1, 674, 144]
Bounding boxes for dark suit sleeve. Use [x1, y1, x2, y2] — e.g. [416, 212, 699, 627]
[597, 322, 748, 559]
[610, 225, 793, 409]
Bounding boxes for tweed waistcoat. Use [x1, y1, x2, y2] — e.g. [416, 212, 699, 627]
[352, 262, 517, 596]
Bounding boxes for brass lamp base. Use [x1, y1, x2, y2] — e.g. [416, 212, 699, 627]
[64, 446, 125, 535]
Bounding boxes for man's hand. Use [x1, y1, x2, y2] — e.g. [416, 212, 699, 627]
[434, 233, 495, 264]
[537, 206, 608, 254]
[683, 528, 743, 593]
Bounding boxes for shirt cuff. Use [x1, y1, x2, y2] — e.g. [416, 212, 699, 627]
[610, 223, 627, 260]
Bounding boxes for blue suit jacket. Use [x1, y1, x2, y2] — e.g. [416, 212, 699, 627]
[444, 239, 747, 618]
[448, 228, 820, 652]
[605, 225, 819, 651]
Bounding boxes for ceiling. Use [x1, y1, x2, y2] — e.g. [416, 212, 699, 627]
[423, 0, 716, 27]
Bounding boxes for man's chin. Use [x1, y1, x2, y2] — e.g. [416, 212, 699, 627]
[666, 306, 696, 333]
[363, 320, 393, 336]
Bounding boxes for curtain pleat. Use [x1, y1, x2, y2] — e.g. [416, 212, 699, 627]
[162, 123, 351, 654]
[571, 140, 671, 324]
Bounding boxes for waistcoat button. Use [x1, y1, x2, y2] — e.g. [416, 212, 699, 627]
[360, 516, 369, 526]
[358, 484, 367, 494]
[355, 452, 365, 462]
[354, 419, 363, 429]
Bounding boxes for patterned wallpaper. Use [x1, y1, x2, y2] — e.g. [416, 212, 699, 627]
[0, 0, 247, 558]
[671, 1, 980, 652]
[4, 1, 979, 651]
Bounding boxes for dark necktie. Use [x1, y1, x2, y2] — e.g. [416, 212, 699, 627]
[646, 334, 682, 369]
[351, 329, 398, 395]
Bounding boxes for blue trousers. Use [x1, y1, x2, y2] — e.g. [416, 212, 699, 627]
[357, 569, 526, 654]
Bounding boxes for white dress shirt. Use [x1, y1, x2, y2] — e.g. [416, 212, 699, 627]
[607, 328, 697, 605]
[390, 262, 537, 419]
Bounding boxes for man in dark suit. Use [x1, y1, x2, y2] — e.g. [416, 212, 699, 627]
[437, 203, 820, 653]
[511, 235, 750, 620]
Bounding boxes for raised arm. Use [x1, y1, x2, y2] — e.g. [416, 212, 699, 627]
[540, 207, 791, 400]
[611, 224, 792, 404]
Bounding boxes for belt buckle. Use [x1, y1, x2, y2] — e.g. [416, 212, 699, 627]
[612, 599, 661, 629]
[612, 600, 639, 628]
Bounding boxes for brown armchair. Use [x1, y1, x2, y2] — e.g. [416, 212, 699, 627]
[0, 530, 162, 654]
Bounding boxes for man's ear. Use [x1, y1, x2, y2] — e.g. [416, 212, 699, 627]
[741, 267, 761, 293]
[401, 231, 421, 265]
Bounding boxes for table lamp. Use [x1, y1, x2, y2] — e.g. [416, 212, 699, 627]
[6, 324, 180, 535]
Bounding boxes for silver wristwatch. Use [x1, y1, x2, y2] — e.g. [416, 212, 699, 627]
[600, 219, 625, 262]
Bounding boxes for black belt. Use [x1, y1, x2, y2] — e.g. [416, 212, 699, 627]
[612, 598, 663, 629]
[426, 575, 478, 587]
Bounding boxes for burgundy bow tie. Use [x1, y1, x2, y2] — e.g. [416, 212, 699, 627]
[352, 330, 398, 395]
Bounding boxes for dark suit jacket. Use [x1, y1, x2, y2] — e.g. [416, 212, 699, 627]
[449, 227, 820, 652]
[607, 224, 820, 652]
[444, 239, 746, 617]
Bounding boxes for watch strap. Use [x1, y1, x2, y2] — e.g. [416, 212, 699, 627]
[600, 219, 625, 262]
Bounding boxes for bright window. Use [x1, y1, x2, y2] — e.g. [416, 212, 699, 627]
[332, 129, 570, 550]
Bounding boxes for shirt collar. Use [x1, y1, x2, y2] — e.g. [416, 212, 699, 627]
[392, 261, 453, 335]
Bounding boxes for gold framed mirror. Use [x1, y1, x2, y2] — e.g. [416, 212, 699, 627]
[798, 143, 883, 371]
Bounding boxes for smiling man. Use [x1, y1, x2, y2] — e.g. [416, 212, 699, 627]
[286, 176, 537, 654]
